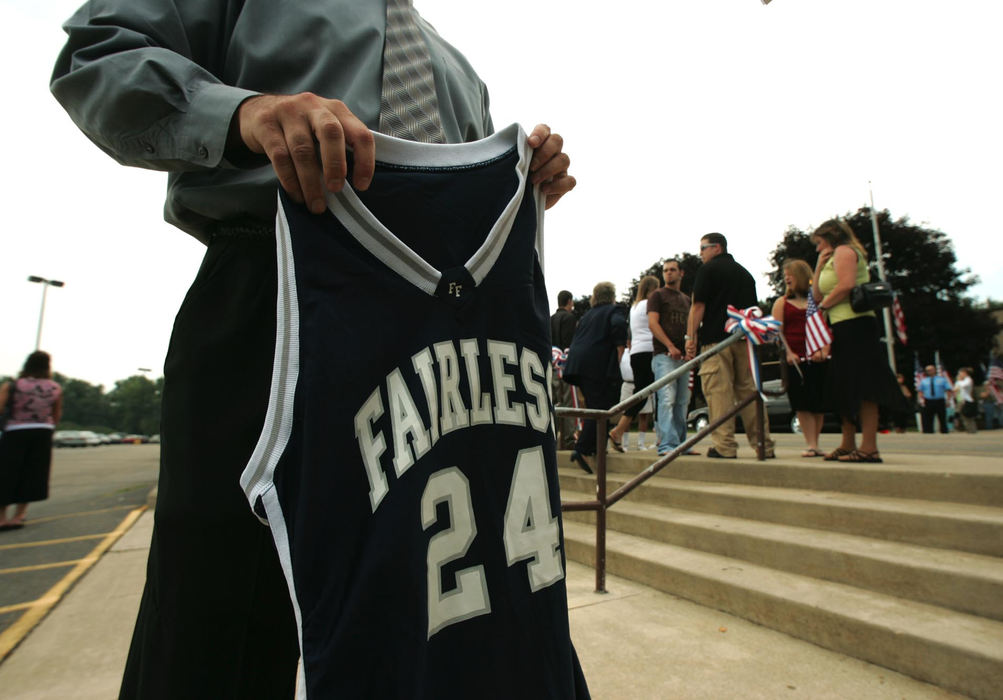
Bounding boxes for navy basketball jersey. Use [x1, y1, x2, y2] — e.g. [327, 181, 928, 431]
[241, 124, 589, 699]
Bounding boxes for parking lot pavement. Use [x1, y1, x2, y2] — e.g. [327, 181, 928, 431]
[0, 445, 159, 657]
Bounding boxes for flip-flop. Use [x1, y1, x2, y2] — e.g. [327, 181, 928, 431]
[607, 433, 624, 453]
[824, 447, 853, 461]
[0, 522, 25, 531]
[838, 449, 883, 463]
[802, 448, 825, 458]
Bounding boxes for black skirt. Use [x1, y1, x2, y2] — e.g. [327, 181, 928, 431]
[0, 428, 54, 505]
[826, 315, 909, 421]
[785, 360, 828, 414]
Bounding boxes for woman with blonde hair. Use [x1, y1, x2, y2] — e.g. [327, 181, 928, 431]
[811, 219, 905, 462]
[0, 351, 63, 530]
[771, 260, 829, 457]
[608, 275, 660, 451]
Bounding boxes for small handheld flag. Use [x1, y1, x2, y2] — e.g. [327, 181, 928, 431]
[804, 292, 832, 356]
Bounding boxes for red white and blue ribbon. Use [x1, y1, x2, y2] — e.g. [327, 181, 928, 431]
[551, 346, 568, 378]
[724, 305, 781, 396]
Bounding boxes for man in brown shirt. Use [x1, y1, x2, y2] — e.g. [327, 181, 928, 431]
[647, 260, 693, 455]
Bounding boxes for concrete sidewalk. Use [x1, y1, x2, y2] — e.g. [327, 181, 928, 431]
[0, 506, 965, 699]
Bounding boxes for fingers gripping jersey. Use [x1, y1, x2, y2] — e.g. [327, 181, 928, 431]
[241, 125, 589, 699]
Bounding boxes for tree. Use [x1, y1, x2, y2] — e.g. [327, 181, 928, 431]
[55, 374, 111, 429]
[767, 207, 1000, 377]
[107, 375, 162, 435]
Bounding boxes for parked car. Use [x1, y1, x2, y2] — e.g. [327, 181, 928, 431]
[686, 379, 840, 434]
[120, 434, 148, 444]
[53, 430, 99, 447]
[81, 430, 103, 446]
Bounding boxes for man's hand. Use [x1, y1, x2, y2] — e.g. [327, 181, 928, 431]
[684, 339, 697, 361]
[786, 349, 801, 365]
[235, 93, 376, 214]
[667, 345, 683, 361]
[527, 124, 575, 209]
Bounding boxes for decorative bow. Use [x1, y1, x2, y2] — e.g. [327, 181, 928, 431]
[724, 305, 781, 397]
[725, 305, 781, 345]
[551, 347, 569, 378]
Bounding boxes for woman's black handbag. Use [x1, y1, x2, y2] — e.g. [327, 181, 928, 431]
[850, 281, 894, 313]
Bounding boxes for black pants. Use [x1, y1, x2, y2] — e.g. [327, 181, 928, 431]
[624, 351, 654, 419]
[921, 398, 948, 434]
[120, 233, 298, 699]
[574, 378, 622, 456]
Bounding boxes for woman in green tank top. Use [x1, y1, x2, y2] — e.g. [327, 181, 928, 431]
[810, 219, 906, 463]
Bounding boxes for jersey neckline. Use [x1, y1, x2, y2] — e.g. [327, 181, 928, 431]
[324, 123, 531, 296]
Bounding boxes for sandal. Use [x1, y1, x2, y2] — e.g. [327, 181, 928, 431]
[824, 447, 853, 461]
[607, 432, 624, 453]
[801, 448, 825, 458]
[838, 449, 883, 463]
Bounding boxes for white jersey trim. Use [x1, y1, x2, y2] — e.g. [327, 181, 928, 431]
[261, 487, 307, 700]
[240, 195, 301, 520]
[325, 123, 532, 295]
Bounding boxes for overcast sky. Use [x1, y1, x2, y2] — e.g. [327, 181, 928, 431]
[3, 0, 1001, 388]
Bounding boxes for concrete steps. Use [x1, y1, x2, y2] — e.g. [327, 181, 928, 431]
[561, 471, 1003, 557]
[601, 452, 1003, 506]
[562, 522, 1003, 700]
[558, 452, 1003, 700]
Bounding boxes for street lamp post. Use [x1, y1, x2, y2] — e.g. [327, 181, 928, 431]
[27, 276, 65, 350]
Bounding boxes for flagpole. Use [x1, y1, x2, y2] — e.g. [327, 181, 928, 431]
[869, 183, 897, 372]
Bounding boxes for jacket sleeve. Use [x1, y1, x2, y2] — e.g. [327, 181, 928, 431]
[50, 0, 259, 172]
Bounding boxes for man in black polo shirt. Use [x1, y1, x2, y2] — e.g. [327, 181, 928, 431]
[684, 233, 775, 458]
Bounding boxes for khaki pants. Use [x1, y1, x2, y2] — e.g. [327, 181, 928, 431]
[699, 342, 775, 457]
[551, 375, 579, 450]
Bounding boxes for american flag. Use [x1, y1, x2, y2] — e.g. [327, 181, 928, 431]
[804, 292, 832, 356]
[892, 295, 908, 345]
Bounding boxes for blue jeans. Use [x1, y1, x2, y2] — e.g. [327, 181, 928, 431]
[652, 353, 690, 454]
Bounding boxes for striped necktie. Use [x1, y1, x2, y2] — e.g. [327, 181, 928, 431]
[378, 0, 446, 143]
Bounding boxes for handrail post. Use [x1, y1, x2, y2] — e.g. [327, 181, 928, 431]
[556, 332, 784, 588]
[755, 394, 766, 460]
[595, 415, 608, 593]
[753, 344, 767, 460]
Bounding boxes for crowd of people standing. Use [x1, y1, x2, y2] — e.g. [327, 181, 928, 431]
[549, 221, 994, 471]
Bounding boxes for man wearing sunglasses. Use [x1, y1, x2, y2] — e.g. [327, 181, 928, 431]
[685, 233, 775, 459]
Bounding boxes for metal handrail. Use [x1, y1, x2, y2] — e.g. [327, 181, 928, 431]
[556, 332, 781, 593]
